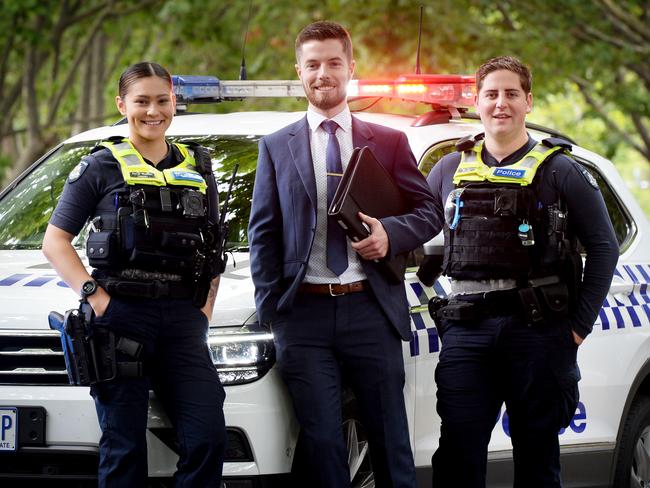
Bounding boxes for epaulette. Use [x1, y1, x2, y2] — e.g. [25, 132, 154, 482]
[541, 137, 572, 151]
[91, 135, 125, 153]
[455, 132, 484, 152]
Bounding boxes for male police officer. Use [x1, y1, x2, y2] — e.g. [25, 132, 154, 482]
[426, 56, 619, 487]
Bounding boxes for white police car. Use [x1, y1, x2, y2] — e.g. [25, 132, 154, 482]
[0, 74, 648, 487]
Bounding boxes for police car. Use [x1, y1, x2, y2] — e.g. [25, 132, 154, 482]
[0, 74, 648, 488]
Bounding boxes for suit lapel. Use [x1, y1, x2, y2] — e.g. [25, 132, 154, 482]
[352, 116, 376, 154]
[288, 116, 317, 208]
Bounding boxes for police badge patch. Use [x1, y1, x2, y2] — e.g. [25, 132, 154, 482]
[68, 160, 89, 183]
[578, 165, 599, 190]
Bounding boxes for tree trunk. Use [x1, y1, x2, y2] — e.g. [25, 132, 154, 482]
[74, 47, 93, 134]
[91, 31, 107, 125]
[19, 43, 43, 173]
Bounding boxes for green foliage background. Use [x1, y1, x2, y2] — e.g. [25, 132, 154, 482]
[1, 0, 648, 216]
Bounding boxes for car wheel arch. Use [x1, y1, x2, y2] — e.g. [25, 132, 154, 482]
[610, 357, 650, 485]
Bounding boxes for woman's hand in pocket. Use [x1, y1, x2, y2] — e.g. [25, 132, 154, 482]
[88, 287, 112, 317]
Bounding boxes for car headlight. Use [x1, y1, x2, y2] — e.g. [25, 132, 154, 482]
[208, 331, 275, 385]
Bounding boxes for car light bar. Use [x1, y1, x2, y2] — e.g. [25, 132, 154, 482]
[172, 74, 476, 108]
[395, 74, 476, 107]
[172, 75, 304, 104]
[347, 79, 393, 97]
[348, 74, 476, 108]
[172, 75, 221, 102]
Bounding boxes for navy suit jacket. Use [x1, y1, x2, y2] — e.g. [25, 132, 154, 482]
[248, 115, 436, 341]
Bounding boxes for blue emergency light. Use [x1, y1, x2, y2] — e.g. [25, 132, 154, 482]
[172, 75, 221, 104]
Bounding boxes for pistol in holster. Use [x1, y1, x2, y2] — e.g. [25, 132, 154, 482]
[48, 301, 143, 386]
[428, 296, 450, 329]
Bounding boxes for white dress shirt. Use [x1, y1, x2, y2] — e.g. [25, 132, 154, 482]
[303, 106, 366, 284]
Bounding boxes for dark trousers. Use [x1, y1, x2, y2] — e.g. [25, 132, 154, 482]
[432, 314, 580, 488]
[272, 289, 416, 488]
[90, 297, 226, 488]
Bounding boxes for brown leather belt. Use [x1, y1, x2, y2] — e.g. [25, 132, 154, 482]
[298, 280, 369, 296]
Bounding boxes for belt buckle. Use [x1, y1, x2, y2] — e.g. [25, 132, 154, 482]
[328, 284, 345, 297]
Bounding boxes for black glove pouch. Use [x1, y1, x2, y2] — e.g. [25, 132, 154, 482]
[537, 282, 570, 318]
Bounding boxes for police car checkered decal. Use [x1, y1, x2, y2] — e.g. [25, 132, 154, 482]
[407, 278, 450, 357]
[410, 307, 440, 357]
[2, 263, 648, 358]
[407, 263, 650, 357]
[598, 264, 650, 331]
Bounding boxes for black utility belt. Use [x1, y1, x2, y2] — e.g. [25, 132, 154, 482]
[97, 278, 194, 300]
[429, 278, 569, 327]
[449, 288, 524, 318]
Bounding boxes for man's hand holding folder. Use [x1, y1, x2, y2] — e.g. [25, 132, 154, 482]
[327, 146, 410, 283]
[351, 212, 389, 260]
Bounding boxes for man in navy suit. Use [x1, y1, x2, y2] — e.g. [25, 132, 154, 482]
[248, 21, 436, 487]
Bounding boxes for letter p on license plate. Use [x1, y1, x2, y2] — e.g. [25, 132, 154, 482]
[0, 408, 17, 451]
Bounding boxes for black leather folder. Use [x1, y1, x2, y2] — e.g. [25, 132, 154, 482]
[328, 146, 409, 283]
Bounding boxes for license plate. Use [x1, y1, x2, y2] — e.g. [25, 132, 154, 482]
[0, 408, 17, 452]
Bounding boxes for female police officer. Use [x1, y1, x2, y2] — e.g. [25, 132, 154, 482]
[42, 62, 226, 487]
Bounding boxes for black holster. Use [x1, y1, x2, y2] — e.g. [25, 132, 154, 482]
[428, 296, 450, 329]
[49, 301, 143, 385]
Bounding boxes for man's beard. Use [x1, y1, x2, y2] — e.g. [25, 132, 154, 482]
[305, 84, 346, 112]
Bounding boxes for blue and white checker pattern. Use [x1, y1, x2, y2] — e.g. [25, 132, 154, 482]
[406, 263, 650, 357]
[406, 277, 451, 357]
[597, 264, 650, 331]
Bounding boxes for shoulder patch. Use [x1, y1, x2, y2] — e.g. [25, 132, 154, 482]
[68, 159, 89, 183]
[578, 165, 599, 190]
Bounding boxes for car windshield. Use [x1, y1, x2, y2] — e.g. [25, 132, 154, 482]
[0, 135, 259, 250]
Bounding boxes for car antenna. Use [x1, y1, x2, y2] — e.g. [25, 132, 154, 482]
[415, 4, 424, 74]
[239, 0, 254, 80]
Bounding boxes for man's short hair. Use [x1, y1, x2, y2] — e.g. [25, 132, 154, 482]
[295, 21, 353, 63]
[476, 56, 532, 94]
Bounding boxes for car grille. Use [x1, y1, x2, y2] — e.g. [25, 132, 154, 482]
[0, 331, 69, 385]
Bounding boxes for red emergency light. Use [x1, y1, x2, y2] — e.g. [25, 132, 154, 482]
[349, 74, 476, 109]
[350, 79, 394, 97]
[395, 74, 476, 107]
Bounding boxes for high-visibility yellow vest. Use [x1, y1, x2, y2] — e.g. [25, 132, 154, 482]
[100, 138, 207, 193]
[453, 140, 564, 186]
